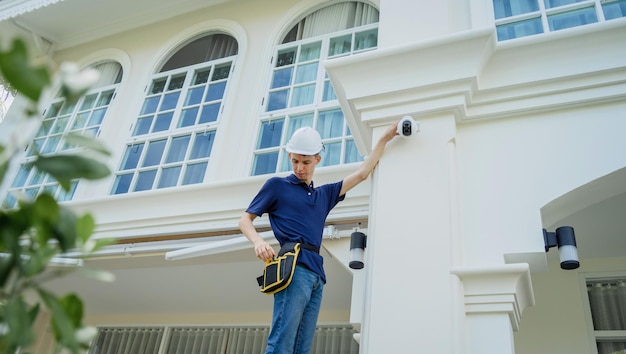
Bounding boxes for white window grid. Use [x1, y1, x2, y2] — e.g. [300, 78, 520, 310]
[111, 58, 235, 194]
[1, 84, 118, 208]
[252, 24, 378, 176]
[494, 0, 626, 41]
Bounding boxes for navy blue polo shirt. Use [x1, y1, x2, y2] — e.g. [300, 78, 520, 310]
[246, 173, 345, 283]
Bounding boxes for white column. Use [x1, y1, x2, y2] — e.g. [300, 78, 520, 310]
[360, 115, 463, 353]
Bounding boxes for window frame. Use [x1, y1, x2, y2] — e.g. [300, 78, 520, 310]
[580, 271, 626, 354]
[493, 0, 625, 41]
[1, 65, 121, 208]
[251, 22, 379, 176]
[111, 54, 236, 194]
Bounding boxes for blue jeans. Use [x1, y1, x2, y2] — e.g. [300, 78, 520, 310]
[265, 265, 324, 354]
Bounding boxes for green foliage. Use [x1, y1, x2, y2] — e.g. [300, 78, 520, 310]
[0, 37, 115, 353]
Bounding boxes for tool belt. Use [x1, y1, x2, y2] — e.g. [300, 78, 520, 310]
[257, 242, 319, 294]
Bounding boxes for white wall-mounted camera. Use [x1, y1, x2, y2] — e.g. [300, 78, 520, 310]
[397, 116, 419, 137]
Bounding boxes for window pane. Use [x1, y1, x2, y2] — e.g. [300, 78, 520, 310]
[179, 107, 199, 127]
[158, 166, 181, 188]
[295, 63, 318, 84]
[121, 143, 144, 170]
[190, 132, 215, 159]
[258, 120, 284, 149]
[166, 135, 191, 163]
[198, 103, 220, 123]
[291, 84, 315, 107]
[183, 162, 207, 185]
[548, 7, 597, 31]
[168, 75, 186, 90]
[46, 102, 63, 118]
[153, 112, 173, 132]
[355, 28, 378, 50]
[345, 139, 361, 163]
[205, 82, 226, 101]
[151, 78, 167, 94]
[72, 113, 89, 130]
[30, 169, 46, 184]
[323, 81, 336, 101]
[271, 68, 293, 89]
[544, 0, 585, 9]
[603, 0, 626, 20]
[42, 136, 61, 154]
[318, 109, 344, 139]
[319, 141, 341, 167]
[81, 93, 97, 110]
[276, 48, 296, 67]
[493, 0, 539, 19]
[143, 140, 167, 167]
[329, 34, 352, 56]
[185, 87, 205, 106]
[268, 90, 289, 111]
[141, 97, 160, 115]
[135, 170, 157, 191]
[37, 120, 54, 137]
[88, 109, 106, 126]
[52, 117, 69, 133]
[133, 117, 153, 136]
[212, 63, 231, 81]
[12, 165, 31, 188]
[496, 17, 543, 41]
[98, 90, 114, 106]
[161, 92, 180, 111]
[253, 152, 278, 176]
[194, 69, 211, 85]
[287, 113, 314, 138]
[299, 42, 321, 62]
[112, 173, 133, 194]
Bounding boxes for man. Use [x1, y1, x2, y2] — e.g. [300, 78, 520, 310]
[239, 121, 399, 354]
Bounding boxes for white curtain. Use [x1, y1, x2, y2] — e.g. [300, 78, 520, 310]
[92, 62, 122, 87]
[301, 2, 378, 39]
[588, 280, 626, 354]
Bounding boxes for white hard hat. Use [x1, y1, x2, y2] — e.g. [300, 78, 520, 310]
[285, 126, 324, 155]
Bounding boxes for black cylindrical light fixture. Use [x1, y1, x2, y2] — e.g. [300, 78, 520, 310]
[349, 231, 367, 269]
[556, 226, 579, 270]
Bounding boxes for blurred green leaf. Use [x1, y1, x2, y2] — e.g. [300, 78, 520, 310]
[0, 145, 7, 182]
[64, 133, 111, 156]
[75, 213, 95, 245]
[0, 39, 50, 102]
[32, 154, 110, 191]
[52, 206, 77, 252]
[3, 296, 34, 350]
[37, 289, 80, 353]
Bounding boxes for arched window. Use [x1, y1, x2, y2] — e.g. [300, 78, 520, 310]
[251, 2, 378, 176]
[2, 61, 123, 208]
[111, 33, 238, 194]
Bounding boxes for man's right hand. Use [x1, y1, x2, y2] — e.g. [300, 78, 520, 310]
[254, 240, 276, 262]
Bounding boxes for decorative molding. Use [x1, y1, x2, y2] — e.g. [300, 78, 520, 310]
[324, 22, 626, 155]
[451, 263, 535, 331]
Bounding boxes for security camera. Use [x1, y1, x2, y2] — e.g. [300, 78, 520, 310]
[397, 116, 419, 137]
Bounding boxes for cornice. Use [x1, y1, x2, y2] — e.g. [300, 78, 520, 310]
[324, 22, 626, 154]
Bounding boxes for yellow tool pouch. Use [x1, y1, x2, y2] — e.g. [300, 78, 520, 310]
[257, 243, 301, 294]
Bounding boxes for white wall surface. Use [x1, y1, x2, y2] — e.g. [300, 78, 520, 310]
[516, 256, 626, 354]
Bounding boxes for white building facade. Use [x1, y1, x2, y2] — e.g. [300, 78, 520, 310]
[1, 0, 625, 353]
